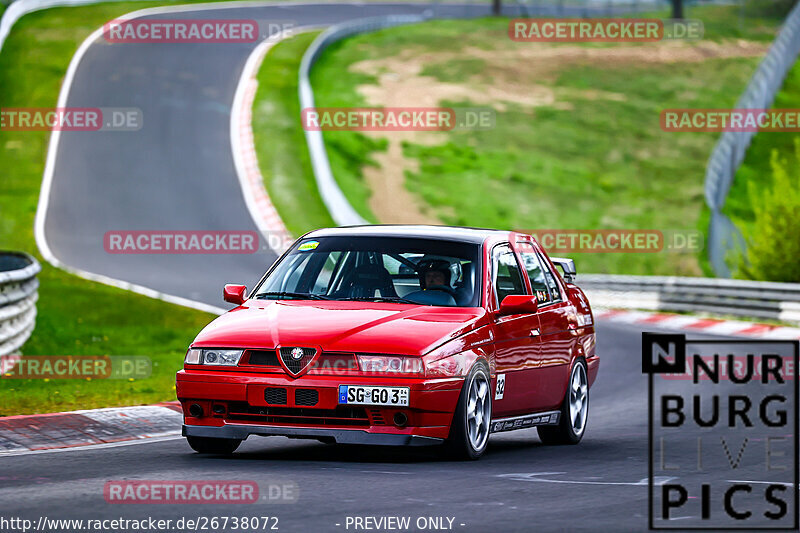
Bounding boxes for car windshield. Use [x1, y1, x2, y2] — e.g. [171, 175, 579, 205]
[253, 236, 482, 307]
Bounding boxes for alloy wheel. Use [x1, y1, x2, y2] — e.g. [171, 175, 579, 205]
[569, 363, 589, 436]
[466, 370, 491, 451]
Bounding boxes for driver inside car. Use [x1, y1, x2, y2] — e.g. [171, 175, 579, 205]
[425, 269, 447, 288]
[419, 259, 457, 293]
[404, 257, 462, 306]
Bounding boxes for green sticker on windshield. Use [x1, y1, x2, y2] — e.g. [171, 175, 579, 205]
[298, 241, 319, 251]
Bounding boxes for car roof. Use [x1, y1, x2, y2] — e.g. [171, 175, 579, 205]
[303, 225, 513, 245]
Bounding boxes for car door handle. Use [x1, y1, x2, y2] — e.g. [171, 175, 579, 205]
[530, 329, 540, 337]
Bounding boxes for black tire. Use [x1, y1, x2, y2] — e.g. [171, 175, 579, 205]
[444, 362, 492, 460]
[538, 358, 589, 445]
[186, 436, 242, 454]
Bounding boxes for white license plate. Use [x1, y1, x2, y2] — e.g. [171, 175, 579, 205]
[338, 385, 409, 407]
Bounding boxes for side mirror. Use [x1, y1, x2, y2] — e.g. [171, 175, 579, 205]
[551, 257, 576, 283]
[498, 294, 538, 316]
[223, 284, 247, 305]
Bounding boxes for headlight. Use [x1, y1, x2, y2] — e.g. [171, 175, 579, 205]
[424, 355, 468, 378]
[185, 349, 202, 364]
[357, 355, 423, 375]
[184, 348, 243, 366]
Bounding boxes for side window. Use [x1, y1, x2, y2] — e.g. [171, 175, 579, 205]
[539, 254, 563, 302]
[492, 245, 526, 306]
[518, 248, 551, 305]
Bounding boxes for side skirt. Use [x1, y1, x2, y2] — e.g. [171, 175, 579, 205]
[490, 410, 560, 433]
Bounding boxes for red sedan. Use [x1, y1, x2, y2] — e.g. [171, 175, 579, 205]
[177, 226, 599, 459]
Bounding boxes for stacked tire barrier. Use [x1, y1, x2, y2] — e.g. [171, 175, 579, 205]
[578, 274, 800, 325]
[0, 252, 40, 356]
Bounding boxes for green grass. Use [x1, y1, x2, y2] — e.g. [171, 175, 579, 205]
[0, 1, 258, 415]
[302, 5, 786, 276]
[683, 1, 794, 42]
[252, 31, 335, 235]
[710, 0, 800, 278]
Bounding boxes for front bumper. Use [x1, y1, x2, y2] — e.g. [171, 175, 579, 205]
[176, 370, 463, 443]
[182, 423, 443, 446]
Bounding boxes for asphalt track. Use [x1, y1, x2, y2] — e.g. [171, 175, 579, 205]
[40, 1, 494, 307]
[4, 321, 796, 532]
[23, 2, 798, 532]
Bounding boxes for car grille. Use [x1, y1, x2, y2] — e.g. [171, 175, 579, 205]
[294, 388, 319, 406]
[226, 402, 369, 427]
[279, 347, 316, 375]
[246, 350, 280, 366]
[242, 350, 356, 374]
[264, 387, 287, 405]
[368, 409, 387, 426]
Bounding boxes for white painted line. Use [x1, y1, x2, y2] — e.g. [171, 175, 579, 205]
[497, 472, 677, 486]
[726, 480, 794, 486]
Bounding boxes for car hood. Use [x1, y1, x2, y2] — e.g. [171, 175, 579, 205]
[192, 300, 488, 355]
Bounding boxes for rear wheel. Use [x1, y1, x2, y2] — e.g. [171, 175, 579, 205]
[186, 436, 241, 454]
[538, 359, 589, 445]
[445, 362, 492, 460]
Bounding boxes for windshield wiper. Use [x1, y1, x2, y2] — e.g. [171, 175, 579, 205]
[255, 292, 332, 301]
[342, 296, 419, 304]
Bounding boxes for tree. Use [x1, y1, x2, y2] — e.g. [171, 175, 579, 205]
[735, 141, 800, 282]
[672, 0, 684, 19]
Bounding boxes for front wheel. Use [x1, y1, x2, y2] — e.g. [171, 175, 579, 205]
[538, 359, 589, 445]
[186, 436, 242, 454]
[444, 362, 492, 460]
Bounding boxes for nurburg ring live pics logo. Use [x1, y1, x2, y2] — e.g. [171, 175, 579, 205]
[643, 333, 798, 530]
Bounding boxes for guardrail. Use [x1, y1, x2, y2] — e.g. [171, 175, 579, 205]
[299, 14, 431, 226]
[297, 5, 800, 319]
[297, 5, 596, 226]
[704, 0, 800, 277]
[0, 252, 40, 356]
[296, 2, 737, 227]
[578, 274, 800, 324]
